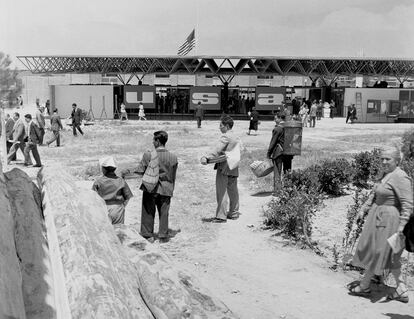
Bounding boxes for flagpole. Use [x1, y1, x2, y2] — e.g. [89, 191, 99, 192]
[195, 0, 199, 55]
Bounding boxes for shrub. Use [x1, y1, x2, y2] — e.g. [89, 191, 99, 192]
[284, 165, 321, 193]
[318, 158, 354, 196]
[264, 177, 323, 244]
[352, 148, 381, 188]
[401, 128, 414, 160]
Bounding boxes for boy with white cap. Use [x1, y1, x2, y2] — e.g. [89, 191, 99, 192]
[92, 156, 133, 224]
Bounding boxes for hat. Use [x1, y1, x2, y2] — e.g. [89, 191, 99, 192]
[24, 114, 32, 120]
[99, 156, 117, 168]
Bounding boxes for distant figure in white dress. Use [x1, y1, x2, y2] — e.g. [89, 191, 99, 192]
[120, 102, 128, 121]
[138, 103, 147, 121]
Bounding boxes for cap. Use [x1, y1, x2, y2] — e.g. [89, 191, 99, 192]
[99, 156, 117, 168]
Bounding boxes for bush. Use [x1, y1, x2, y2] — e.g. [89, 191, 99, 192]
[318, 158, 354, 196]
[284, 165, 321, 193]
[401, 128, 414, 160]
[264, 177, 323, 243]
[352, 148, 381, 188]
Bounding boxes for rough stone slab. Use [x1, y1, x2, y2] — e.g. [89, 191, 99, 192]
[0, 169, 26, 319]
[115, 225, 238, 319]
[5, 168, 56, 319]
[38, 166, 154, 319]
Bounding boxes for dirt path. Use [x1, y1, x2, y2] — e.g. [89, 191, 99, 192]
[165, 180, 414, 319]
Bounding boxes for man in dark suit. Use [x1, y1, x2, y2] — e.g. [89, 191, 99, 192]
[23, 114, 42, 167]
[71, 103, 84, 136]
[35, 105, 46, 144]
[122, 130, 178, 243]
[194, 101, 204, 128]
[7, 112, 26, 164]
[5, 114, 15, 160]
[267, 114, 285, 195]
[201, 115, 240, 222]
[46, 108, 63, 147]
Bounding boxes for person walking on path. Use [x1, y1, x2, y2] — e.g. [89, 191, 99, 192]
[346, 104, 357, 124]
[120, 102, 128, 121]
[348, 146, 413, 303]
[247, 107, 259, 135]
[23, 114, 42, 167]
[7, 112, 26, 164]
[46, 108, 63, 147]
[194, 101, 204, 128]
[35, 105, 46, 145]
[201, 115, 240, 223]
[309, 100, 317, 128]
[5, 114, 15, 160]
[122, 130, 178, 243]
[93, 156, 133, 225]
[71, 103, 84, 136]
[138, 102, 147, 120]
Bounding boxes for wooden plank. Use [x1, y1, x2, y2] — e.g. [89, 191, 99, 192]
[0, 168, 26, 319]
[5, 168, 55, 319]
[115, 225, 238, 319]
[38, 166, 154, 319]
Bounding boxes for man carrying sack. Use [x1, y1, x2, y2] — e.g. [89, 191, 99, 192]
[267, 114, 285, 196]
[122, 130, 178, 243]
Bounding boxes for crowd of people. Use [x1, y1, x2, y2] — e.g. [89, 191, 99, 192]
[2, 98, 411, 305]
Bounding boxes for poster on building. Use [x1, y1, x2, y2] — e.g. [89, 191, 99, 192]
[124, 86, 156, 109]
[189, 87, 221, 110]
[255, 87, 286, 111]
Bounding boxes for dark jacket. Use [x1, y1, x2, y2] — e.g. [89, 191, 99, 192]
[50, 114, 63, 131]
[195, 104, 204, 118]
[5, 118, 15, 140]
[27, 122, 41, 145]
[71, 108, 83, 125]
[132, 148, 178, 197]
[250, 110, 259, 122]
[267, 125, 284, 159]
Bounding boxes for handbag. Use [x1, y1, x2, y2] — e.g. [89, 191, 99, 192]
[141, 150, 159, 192]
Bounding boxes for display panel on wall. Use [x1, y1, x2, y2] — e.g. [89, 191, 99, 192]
[255, 87, 286, 111]
[189, 87, 221, 110]
[124, 86, 156, 109]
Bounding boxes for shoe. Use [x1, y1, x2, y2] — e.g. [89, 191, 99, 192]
[159, 237, 170, 243]
[348, 284, 371, 296]
[33, 164, 42, 168]
[386, 289, 409, 303]
[23, 163, 32, 167]
[211, 218, 227, 223]
[227, 213, 240, 220]
[145, 237, 155, 243]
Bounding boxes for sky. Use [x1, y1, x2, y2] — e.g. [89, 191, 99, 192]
[1, 0, 414, 68]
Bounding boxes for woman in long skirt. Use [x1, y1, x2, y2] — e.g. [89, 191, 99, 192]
[348, 146, 413, 303]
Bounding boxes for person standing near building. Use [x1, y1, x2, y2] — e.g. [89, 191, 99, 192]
[329, 99, 336, 119]
[309, 100, 317, 127]
[5, 114, 15, 160]
[299, 102, 309, 127]
[7, 112, 26, 164]
[122, 131, 178, 243]
[46, 108, 63, 147]
[35, 105, 46, 145]
[201, 115, 240, 223]
[23, 114, 42, 167]
[267, 114, 284, 195]
[92, 156, 133, 225]
[120, 102, 128, 121]
[194, 101, 204, 128]
[247, 107, 259, 135]
[71, 103, 84, 136]
[138, 102, 147, 120]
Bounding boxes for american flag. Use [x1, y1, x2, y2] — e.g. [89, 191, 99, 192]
[177, 29, 196, 56]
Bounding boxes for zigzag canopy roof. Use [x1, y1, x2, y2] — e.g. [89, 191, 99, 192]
[17, 55, 414, 78]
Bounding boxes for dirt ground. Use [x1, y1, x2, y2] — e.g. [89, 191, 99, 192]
[9, 116, 414, 319]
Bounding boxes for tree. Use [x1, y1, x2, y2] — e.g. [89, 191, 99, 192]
[0, 52, 23, 108]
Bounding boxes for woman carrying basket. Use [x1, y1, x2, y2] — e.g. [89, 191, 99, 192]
[348, 146, 413, 303]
